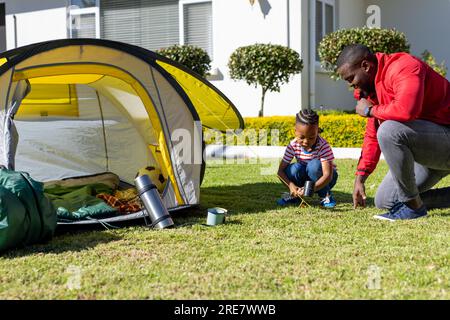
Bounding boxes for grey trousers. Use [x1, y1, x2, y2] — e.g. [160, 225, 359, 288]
[374, 120, 450, 210]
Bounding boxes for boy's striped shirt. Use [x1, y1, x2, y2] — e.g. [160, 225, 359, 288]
[282, 135, 335, 166]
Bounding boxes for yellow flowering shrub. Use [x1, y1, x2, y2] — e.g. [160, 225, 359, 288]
[205, 114, 367, 147]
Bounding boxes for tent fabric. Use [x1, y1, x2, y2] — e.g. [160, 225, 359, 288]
[15, 84, 151, 183]
[0, 39, 243, 224]
[1, 80, 30, 170]
[0, 39, 244, 132]
[18, 83, 79, 117]
[156, 61, 242, 131]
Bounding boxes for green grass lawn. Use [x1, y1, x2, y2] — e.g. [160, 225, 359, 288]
[0, 159, 448, 300]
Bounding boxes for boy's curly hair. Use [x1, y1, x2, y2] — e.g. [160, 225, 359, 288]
[296, 109, 319, 125]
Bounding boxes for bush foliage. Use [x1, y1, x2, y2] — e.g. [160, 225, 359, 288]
[228, 43, 303, 117]
[156, 44, 211, 77]
[421, 50, 447, 78]
[205, 114, 367, 148]
[318, 28, 410, 79]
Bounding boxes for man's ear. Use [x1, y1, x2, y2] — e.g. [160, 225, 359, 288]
[361, 60, 371, 73]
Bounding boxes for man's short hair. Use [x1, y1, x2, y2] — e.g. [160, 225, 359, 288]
[336, 44, 374, 69]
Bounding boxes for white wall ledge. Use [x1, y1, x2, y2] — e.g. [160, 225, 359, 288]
[205, 145, 385, 160]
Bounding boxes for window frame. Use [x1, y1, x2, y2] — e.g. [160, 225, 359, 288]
[68, 0, 100, 39]
[179, 0, 213, 56]
[311, 0, 336, 66]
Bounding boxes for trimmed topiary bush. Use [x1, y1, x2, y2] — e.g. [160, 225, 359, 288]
[318, 27, 410, 79]
[156, 44, 211, 77]
[228, 43, 303, 117]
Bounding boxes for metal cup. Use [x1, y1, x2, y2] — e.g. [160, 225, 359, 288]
[206, 207, 227, 226]
[303, 180, 314, 197]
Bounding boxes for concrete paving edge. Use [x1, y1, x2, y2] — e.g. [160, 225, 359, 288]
[205, 145, 385, 160]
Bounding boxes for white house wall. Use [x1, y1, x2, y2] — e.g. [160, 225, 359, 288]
[210, 0, 303, 117]
[314, 0, 450, 110]
[313, 0, 366, 110]
[369, 0, 450, 80]
[4, 0, 67, 50]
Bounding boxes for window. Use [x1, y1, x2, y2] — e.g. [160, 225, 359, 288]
[314, 0, 335, 62]
[180, 0, 213, 58]
[99, 0, 212, 56]
[71, 0, 97, 8]
[68, 0, 100, 38]
[100, 0, 179, 51]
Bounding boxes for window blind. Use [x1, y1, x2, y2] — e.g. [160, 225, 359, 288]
[183, 2, 212, 58]
[100, 0, 179, 51]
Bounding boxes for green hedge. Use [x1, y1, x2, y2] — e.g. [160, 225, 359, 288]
[421, 50, 447, 78]
[205, 114, 367, 147]
[156, 44, 211, 77]
[318, 27, 410, 79]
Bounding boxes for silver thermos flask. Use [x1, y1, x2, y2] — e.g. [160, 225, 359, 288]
[135, 174, 174, 229]
[303, 180, 314, 197]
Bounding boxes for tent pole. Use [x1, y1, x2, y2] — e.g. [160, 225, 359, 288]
[95, 90, 109, 171]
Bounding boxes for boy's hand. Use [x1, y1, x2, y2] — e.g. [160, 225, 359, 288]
[289, 183, 301, 198]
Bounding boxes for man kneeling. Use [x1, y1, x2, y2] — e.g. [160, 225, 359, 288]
[336, 44, 450, 220]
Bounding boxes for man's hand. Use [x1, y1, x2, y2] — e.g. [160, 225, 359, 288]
[353, 176, 367, 209]
[355, 98, 373, 117]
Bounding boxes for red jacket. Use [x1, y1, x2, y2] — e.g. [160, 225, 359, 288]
[355, 52, 450, 176]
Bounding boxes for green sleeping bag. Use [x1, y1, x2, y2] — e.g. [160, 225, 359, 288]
[44, 183, 118, 221]
[0, 169, 56, 252]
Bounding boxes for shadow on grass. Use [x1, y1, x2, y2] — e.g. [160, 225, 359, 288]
[193, 220, 244, 228]
[171, 182, 370, 219]
[55, 217, 148, 234]
[2, 227, 123, 259]
[429, 209, 450, 217]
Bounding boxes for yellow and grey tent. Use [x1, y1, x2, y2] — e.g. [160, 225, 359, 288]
[0, 39, 243, 224]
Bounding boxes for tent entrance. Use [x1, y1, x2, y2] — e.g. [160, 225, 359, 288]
[10, 65, 171, 185]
